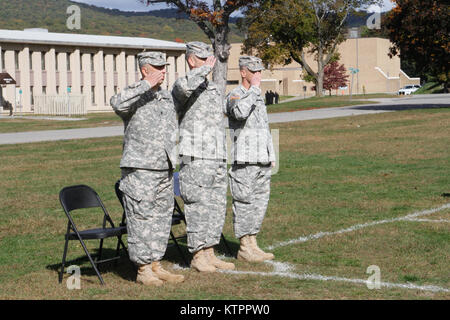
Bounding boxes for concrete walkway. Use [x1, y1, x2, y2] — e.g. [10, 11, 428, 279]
[0, 94, 448, 145]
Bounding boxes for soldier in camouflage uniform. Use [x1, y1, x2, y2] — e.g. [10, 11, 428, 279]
[172, 42, 235, 272]
[226, 56, 276, 262]
[110, 51, 184, 286]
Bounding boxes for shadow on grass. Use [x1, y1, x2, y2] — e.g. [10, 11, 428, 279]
[46, 236, 240, 284]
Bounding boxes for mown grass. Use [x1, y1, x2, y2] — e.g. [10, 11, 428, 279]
[0, 112, 122, 133]
[266, 94, 397, 113]
[0, 94, 399, 134]
[0, 107, 449, 299]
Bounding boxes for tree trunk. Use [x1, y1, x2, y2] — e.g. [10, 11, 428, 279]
[316, 48, 324, 97]
[212, 28, 231, 97]
[316, 71, 324, 97]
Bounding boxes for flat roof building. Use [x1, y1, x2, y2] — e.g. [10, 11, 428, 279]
[0, 29, 187, 115]
[226, 38, 420, 97]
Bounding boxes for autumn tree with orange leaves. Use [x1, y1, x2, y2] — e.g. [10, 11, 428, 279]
[385, 0, 449, 92]
[139, 0, 258, 95]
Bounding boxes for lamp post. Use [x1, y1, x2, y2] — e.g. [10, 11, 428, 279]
[67, 86, 71, 117]
[348, 27, 361, 95]
[349, 67, 360, 100]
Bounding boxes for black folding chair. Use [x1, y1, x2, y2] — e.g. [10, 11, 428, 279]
[59, 185, 128, 285]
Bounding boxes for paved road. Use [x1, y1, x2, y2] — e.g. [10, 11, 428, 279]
[269, 94, 450, 123]
[0, 94, 448, 145]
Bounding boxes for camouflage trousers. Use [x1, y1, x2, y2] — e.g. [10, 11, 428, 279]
[229, 164, 272, 239]
[179, 158, 227, 253]
[120, 168, 174, 266]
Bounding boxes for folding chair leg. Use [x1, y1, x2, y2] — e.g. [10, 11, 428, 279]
[114, 236, 128, 266]
[114, 236, 122, 266]
[78, 238, 105, 285]
[171, 231, 189, 266]
[221, 233, 232, 256]
[59, 237, 70, 283]
[97, 239, 104, 262]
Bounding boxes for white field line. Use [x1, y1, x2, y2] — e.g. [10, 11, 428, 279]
[173, 204, 450, 294]
[266, 203, 450, 250]
[219, 263, 450, 294]
[403, 218, 450, 223]
[219, 261, 450, 294]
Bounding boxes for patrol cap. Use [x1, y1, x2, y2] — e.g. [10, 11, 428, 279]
[239, 56, 265, 72]
[137, 51, 170, 68]
[186, 41, 214, 59]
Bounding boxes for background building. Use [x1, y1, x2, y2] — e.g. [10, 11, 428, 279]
[1, 29, 422, 116]
[0, 28, 187, 115]
[226, 38, 421, 97]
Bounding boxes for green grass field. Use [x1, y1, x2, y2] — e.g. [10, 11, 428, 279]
[0, 112, 122, 133]
[0, 107, 449, 299]
[266, 94, 397, 113]
[0, 94, 397, 134]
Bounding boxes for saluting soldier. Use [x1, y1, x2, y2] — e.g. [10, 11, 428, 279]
[172, 41, 235, 272]
[226, 56, 276, 262]
[110, 51, 185, 286]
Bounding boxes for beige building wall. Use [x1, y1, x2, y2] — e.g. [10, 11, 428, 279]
[1, 39, 186, 115]
[226, 38, 420, 97]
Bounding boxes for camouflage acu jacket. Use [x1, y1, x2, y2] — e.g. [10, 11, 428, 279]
[226, 85, 276, 164]
[110, 80, 178, 170]
[172, 65, 227, 160]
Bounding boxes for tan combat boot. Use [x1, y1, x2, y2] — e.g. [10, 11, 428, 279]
[151, 261, 185, 283]
[205, 247, 235, 270]
[190, 249, 216, 272]
[237, 235, 265, 262]
[249, 235, 274, 260]
[136, 264, 164, 286]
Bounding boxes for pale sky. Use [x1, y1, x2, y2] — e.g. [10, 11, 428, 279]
[73, 0, 396, 13]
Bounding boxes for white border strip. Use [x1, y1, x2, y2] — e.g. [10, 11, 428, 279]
[220, 268, 450, 293]
[404, 218, 450, 223]
[219, 261, 450, 294]
[266, 204, 450, 250]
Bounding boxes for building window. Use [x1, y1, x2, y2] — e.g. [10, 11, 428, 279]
[42, 86, 47, 95]
[14, 51, 19, 70]
[90, 54, 94, 71]
[29, 52, 33, 70]
[91, 86, 95, 105]
[41, 53, 46, 71]
[56, 86, 60, 95]
[30, 86, 34, 105]
[113, 54, 117, 72]
[104, 86, 107, 105]
[1, 49, 5, 71]
[67, 54, 71, 71]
